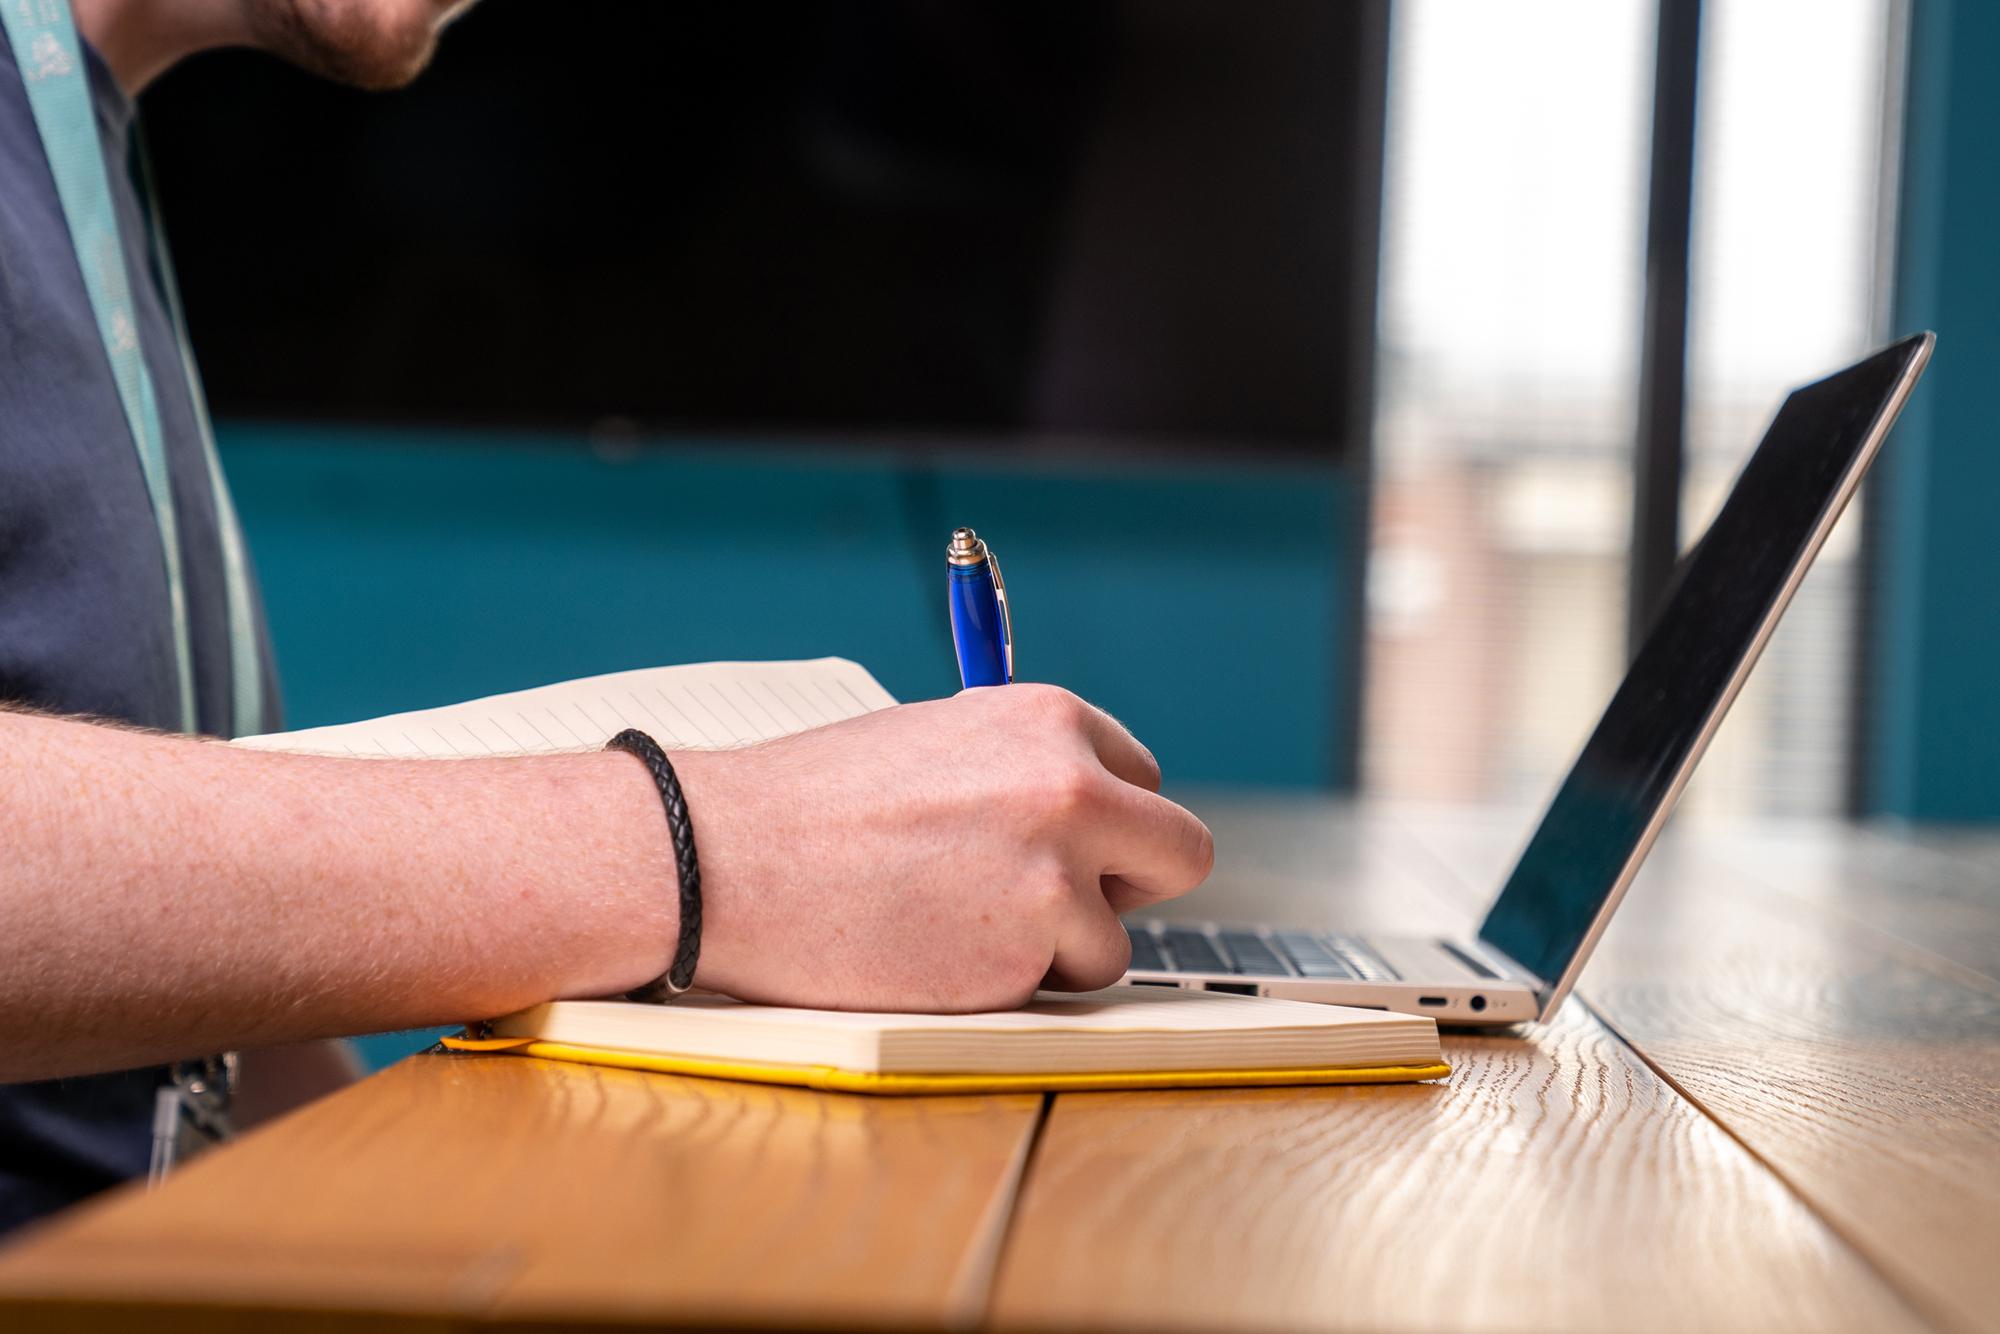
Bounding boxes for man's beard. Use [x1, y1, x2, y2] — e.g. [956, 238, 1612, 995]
[243, 0, 471, 92]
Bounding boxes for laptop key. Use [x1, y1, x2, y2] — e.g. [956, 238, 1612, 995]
[1163, 929, 1227, 974]
[1324, 936, 1399, 981]
[1278, 933, 1353, 973]
[1218, 931, 1291, 976]
[1128, 931, 1168, 973]
[1278, 932, 1337, 962]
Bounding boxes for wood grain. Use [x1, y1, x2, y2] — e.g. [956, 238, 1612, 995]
[1706, 823, 2000, 986]
[0, 1052, 1043, 1331]
[991, 1002, 1920, 1334]
[1580, 837, 2000, 1334]
[3, 797, 1990, 1333]
[1385, 804, 2000, 1334]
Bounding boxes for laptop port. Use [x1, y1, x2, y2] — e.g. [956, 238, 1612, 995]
[1417, 996, 1449, 1007]
[1128, 979, 1182, 989]
[1469, 994, 1488, 1012]
[1205, 982, 1260, 996]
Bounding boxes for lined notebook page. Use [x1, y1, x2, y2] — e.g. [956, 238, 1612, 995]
[234, 658, 898, 759]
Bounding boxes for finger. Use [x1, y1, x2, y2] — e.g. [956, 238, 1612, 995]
[1086, 785, 1216, 901]
[1101, 874, 1162, 915]
[1042, 883, 1133, 992]
[1073, 702, 1161, 793]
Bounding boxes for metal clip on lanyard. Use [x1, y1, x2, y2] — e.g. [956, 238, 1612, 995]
[148, 1053, 238, 1186]
[0, 0, 263, 738]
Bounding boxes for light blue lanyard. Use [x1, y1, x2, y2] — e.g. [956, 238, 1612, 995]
[2, 0, 263, 737]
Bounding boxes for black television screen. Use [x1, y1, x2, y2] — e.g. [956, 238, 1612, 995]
[142, 0, 1386, 454]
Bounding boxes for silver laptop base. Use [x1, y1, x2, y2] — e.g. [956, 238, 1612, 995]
[1122, 923, 1539, 1025]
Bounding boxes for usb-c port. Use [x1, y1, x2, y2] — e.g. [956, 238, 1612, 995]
[1417, 996, 1449, 1007]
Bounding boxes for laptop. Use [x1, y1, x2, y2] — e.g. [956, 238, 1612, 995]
[1123, 333, 1934, 1025]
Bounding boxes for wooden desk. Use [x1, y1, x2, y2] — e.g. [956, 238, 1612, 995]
[1, 799, 1995, 1333]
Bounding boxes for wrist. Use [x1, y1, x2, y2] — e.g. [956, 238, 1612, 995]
[548, 750, 683, 997]
[651, 747, 759, 999]
[601, 731, 703, 1001]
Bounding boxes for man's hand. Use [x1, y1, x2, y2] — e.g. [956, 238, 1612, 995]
[675, 685, 1213, 1012]
[0, 688, 1207, 1080]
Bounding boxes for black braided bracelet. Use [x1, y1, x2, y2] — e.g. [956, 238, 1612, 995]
[604, 728, 702, 1002]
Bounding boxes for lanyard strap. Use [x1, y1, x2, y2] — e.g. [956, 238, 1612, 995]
[136, 132, 265, 739]
[2, 0, 261, 736]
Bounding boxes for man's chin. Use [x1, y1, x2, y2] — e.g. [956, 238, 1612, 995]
[246, 0, 475, 91]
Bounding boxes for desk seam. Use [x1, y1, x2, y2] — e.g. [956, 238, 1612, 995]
[957, 1092, 1054, 1332]
[1579, 992, 1954, 1334]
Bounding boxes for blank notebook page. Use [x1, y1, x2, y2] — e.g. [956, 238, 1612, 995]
[233, 658, 899, 758]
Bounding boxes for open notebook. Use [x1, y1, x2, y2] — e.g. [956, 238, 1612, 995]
[442, 987, 1450, 1094]
[233, 657, 898, 757]
[241, 659, 1450, 1093]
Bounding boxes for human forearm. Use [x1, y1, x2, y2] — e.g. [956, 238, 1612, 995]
[1, 710, 676, 1080]
[4, 685, 1216, 1082]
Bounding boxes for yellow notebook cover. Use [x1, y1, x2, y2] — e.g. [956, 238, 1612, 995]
[439, 987, 1452, 1094]
[438, 1033, 1451, 1094]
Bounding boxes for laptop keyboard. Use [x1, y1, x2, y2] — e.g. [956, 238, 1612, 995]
[1129, 924, 1400, 981]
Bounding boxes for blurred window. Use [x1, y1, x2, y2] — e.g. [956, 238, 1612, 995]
[1366, 0, 1898, 818]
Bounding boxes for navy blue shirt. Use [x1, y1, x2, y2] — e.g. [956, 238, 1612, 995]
[0, 30, 281, 1233]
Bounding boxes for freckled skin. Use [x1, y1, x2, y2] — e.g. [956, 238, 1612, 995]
[1, 688, 1212, 1080]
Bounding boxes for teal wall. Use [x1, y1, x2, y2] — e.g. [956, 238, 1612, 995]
[1869, 0, 2000, 821]
[219, 425, 1360, 1063]
[222, 425, 1358, 784]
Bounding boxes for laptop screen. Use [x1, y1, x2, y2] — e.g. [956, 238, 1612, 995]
[1477, 336, 1928, 998]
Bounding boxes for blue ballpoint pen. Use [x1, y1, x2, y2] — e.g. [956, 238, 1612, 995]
[947, 527, 1013, 688]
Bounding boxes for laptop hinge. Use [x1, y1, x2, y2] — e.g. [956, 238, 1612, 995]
[1453, 936, 1549, 999]
[1437, 939, 1501, 979]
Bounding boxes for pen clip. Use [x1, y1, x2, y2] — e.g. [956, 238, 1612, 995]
[988, 550, 1014, 683]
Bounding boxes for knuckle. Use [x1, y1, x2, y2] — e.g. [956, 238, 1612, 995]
[1134, 745, 1164, 792]
[1020, 864, 1074, 914]
[1079, 962, 1126, 992]
[1189, 820, 1217, 881]
[1093, 930, 1136, 987]
[1060, 933, 1132, 993]
[1020, 683, 1086, 726]
[996, 938, 1053, 1002]
[1046, 760, 1101, 818]
[1013, 758, 1101, 827]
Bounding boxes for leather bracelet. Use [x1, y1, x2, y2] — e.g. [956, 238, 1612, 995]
[604, 728, 702, 1002]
